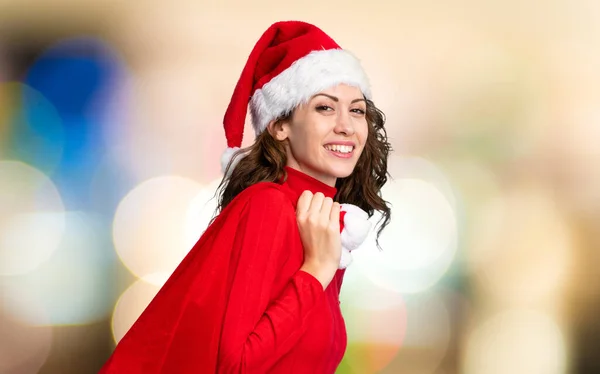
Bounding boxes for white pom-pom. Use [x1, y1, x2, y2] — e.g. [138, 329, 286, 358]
[220, 147, 241, 175]
[339, 248, 353, 269]
[338, 204, 371, 269]
[340, 204, 371, 251]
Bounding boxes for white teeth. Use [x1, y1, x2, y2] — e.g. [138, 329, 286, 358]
[325, 144, 353, 153]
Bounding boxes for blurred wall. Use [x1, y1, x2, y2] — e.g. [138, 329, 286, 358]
[1, 1, 599, 373]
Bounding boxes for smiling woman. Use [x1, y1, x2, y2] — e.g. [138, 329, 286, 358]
[100, 21, 391, 374]
[272, 87, 369, 183]
[219, 84, 391, 242]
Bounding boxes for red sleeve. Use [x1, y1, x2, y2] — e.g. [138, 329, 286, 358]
[217, 187, 325, 373]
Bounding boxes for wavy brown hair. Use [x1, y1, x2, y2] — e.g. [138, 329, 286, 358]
[215, 99, 392, 248]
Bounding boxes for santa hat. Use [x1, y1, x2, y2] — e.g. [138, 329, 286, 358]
[221, 20, 372, 173]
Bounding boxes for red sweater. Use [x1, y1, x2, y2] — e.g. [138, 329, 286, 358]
[100, 166, 347, 373]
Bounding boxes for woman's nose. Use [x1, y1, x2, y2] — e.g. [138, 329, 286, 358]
[334, 112, 355, 136]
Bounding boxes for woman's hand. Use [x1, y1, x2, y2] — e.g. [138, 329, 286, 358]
[296, 191, 341, 289]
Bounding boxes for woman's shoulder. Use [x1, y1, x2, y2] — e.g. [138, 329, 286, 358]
[207, 182, 293, 233]
[235, 181, 292, 209]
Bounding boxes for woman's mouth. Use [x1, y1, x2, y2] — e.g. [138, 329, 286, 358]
[324, 144, 354, 159]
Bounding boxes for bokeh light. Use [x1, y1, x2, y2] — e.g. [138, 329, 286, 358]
[0, 310, 53, 374]
[468, 184, 572, 305]
[341, 266, 406, 311]
[2, 212, 114, 325]
[184, 177, 222, 250]
[112, 175, 203, 283]
[339, 268, 407, 373]
[1, 1, 599, 372]
[382, 291, 452, 374]
[111, 277, 161, 344]
[88, 150, 136, 217]
[387, 156, 459, 212]
[0, 160, 66, 276]
[0, 82, 65, 175]
[355, 157, 458, 294]
[464, 309, 567, 374]
[342, 305, 407, 374]
[21, 36, 125, 210]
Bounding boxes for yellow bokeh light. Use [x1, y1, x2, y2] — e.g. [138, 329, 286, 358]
[184, 178, 222, 250]
[468, 185, 572, 305]
[464, 309, 567, 374]
[112, 175, 203, 283]
[111, 277, 161, 344]
[0, 160, 65, 275]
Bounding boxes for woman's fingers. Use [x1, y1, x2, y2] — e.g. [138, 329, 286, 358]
[297, 192, 338, 227]
[329, 202, 340, 228]
[321, 197, 334, 222]
[296, 191, 342, 289]
[308, 192, 325, 213]
[296, 190, 313, 217]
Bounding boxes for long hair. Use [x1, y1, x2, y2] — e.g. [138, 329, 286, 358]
[215, 99, 392, 247]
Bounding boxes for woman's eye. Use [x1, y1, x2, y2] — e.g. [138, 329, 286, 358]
[351, 108, 366, 115]
[316, 105, 333, 111]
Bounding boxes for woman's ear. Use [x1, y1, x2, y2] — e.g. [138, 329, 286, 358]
[267, 119, 289, 141]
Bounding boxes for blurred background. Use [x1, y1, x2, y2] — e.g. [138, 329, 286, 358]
[1, 0, 599, 373]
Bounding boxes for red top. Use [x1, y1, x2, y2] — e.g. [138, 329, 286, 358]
[99, 166, 347, 373]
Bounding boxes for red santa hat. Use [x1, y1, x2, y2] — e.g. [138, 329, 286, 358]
[221, 20, 372, 173]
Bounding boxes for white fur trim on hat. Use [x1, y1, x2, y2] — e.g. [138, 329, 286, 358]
[249, 48, 371, 137]
[221, 146, 241, 175]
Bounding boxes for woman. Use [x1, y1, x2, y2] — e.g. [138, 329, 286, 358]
[100, 20, 391, 373]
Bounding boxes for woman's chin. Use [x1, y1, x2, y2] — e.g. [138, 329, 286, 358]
[328, 164, 358, 179]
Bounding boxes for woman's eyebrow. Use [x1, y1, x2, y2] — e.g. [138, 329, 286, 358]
[312, 93, 366, 104]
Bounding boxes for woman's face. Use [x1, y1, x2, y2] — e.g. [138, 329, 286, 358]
[270, 84, 369, 187]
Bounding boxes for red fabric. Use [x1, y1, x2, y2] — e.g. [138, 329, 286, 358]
[223, 21, 340, 148]
[99, 166, 347, 373]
